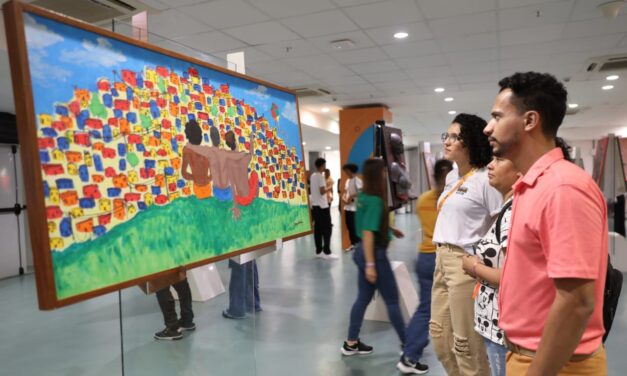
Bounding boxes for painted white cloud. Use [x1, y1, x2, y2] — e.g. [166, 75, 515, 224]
[24, 14, 64, 49]
[282, 101, 298, 124]
[29, 51, 71, 87]
[246, 85, 269, 99]
[59, 37, 127, 67]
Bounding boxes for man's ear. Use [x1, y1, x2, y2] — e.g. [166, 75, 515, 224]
[523, 111, 540, 132]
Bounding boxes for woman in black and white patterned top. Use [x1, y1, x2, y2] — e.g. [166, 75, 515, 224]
[461, 157, 521, 376]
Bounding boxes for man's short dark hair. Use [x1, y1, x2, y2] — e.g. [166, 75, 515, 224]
[184, 120, 202, 145]
[315, 158, 326, 169]
[454, 113, 492, 168]
[434, 159, 453, 182]
[225, 130, 236, 150]
[498, 72, 568, 138]
[209, 126, 220, 147]
[342, 163, 358, 173]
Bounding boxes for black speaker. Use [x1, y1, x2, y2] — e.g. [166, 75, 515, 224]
[0, 112, 17, 144]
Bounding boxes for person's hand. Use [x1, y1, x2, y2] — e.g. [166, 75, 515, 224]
[392, 228, 404, 238]
[365, 265, 377, 284]
[462, 254, 481, 276]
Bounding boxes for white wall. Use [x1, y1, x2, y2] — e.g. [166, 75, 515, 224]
[567, 139, 595, 176]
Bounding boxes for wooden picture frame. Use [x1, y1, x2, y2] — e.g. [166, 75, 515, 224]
[3, 1, 312, 310]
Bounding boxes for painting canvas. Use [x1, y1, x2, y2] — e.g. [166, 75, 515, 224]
[4, 2, 311, 309]
[378, 125, 413, 209]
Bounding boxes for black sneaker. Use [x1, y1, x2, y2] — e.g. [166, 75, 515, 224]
[340, 340, 373, 356]
[154, 327, 183, 341]
[179, 321, 196, 332]
[396, 355, 429, 374]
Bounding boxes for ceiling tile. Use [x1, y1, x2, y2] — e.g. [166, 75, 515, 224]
[137, 0, 170, 10]
[364, 22, 433, 45]
[429, 11, 496, 38]
[157, 0, 212, 6]
[259, 70, 318, 87]
[446, 48, 498, 65]
[331, 47, 389, 64]
[321, 75, 369, 86]
[343, 0, 423, 28]
[332, 0, 386, 6]
[498, 0, 564, 9]
[395, 54, 446, 69]
[284, 55, 354, 78]
[498, 1, 574, 31]
[256, 39, 323, 58]
[570, 0, 605, 22]
[222, 21, 300, 45]
[148, 9, 212, 39]
[331, 83, 378, 94]
[499, 24, 565, 46]
[451, 61, 498, 76]
[440, 32, 498, 51]
[244, 0, 336, 18]
[499, 42, 555, 59]
[179, 0, 270, 29]
[349, 59, 398, 74]
[214, 47, 275, 65]
[172, 31, 248, 53]
[281, 10, 358, 38]
[244, 59, 298, 75]
[373, 80, 418, 91]
[455, 72, 499, 85]
[382, 39, 441, 58]
[561, 15, 627, 39]
[554, 34, 625, 54]
[417, 0, 496, 19]
[366, 70, 409, 83]
[308, 31, 376, 52]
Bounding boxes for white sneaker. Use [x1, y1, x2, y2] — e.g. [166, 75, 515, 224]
[325, 254, 339, 260]
[344, 245, 354, 252]
[315, 253, 326, 259]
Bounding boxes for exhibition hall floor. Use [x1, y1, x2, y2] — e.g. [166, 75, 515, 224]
[1, 211, 626, 375]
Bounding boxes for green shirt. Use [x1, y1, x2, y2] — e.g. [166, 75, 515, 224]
[355, 193, 389, 244]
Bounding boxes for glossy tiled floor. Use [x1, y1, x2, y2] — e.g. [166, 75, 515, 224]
[1, 210, 625, 375]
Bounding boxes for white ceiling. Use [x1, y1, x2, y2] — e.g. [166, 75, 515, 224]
[2, 0, 627, 145]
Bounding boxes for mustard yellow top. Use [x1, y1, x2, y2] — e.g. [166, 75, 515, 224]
[417, 189, 439, 253]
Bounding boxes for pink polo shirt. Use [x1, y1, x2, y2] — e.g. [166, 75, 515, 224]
[499, 148, 607, 355]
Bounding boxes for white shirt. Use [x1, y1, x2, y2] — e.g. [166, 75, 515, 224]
[310, 172, 328, 208]
[343, 177, 363, 212]
[432, 168, 502, 253]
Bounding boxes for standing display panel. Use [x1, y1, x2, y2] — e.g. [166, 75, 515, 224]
[3, 1, 311, 309]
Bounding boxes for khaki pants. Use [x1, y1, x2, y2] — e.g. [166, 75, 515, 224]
[430, 244, 490, 376]
[506, 347, 607, 375]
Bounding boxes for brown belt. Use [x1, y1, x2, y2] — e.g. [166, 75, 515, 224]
[504, 338, 599, 362]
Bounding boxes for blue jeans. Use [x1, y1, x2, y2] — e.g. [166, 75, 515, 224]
[403, 252, 436, 362]
[225, 259, 261, 318]
[483, 337, 507, 376]
[347, 243, 406, 344]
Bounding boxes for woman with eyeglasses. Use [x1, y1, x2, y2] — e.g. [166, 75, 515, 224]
[424, 114, 502, 376]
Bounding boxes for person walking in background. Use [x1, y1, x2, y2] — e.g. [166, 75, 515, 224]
[325, 168, 334, 206]
[397, 159, 453, 374]
[341, 158, 406, 356]
[430, 114, 502, 376]
[342, 163, 362, 252]
[310, 158, 337, 259]
[460, 156, 521, 376]
[484, 72, 608, 375]
[154, 278, 195, 340]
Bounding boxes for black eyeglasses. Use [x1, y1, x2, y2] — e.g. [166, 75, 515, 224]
[441, 133, 461, 143]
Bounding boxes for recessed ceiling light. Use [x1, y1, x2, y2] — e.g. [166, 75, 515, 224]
[568, 103, 579, 109]
[302, 142, 307, 145]
[448, 110, 456, 115]
[444, 97, 454, 102]
[394, 32, 409, 39]
[602, 85, 614, 90]
[321, 107, 330, 113]
[606, 75, 619, 81]
[434, 87, 445, 93]
[325, 146, 332, 150]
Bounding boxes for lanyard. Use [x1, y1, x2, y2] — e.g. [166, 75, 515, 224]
[437, 168, 476, 213]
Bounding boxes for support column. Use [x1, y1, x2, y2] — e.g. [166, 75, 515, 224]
[338, 106, 392, 250]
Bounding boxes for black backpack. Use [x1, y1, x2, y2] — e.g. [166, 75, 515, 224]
[603, 257, 622, 343]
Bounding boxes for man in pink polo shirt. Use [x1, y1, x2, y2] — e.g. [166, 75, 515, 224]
[483, 72, 608, 376]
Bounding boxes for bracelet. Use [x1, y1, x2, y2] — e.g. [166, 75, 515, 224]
[472, 261, 479, 278]
[366, 262, 375, 267]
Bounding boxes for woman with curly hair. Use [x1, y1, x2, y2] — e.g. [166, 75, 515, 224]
[418, 114, 502, 376]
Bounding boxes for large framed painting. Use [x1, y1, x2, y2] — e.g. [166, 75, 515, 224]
[3, 1, 312, 309]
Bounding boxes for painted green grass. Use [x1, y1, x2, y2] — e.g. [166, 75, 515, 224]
[52, 198, 311, 299]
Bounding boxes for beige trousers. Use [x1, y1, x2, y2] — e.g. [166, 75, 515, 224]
[430, 244, 490, 376]
[506, 347, 607, 376]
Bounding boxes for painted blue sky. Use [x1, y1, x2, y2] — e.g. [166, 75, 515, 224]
[24, 12, 303, 159]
